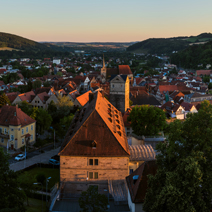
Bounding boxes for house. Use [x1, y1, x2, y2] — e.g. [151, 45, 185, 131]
[161, 101, 185, 119]
[12, 91, 35, 105]
[126, 161, 157, 212]
[67, 90, 80, 102]
[180, 102, 198, 118]
[58, 91, 130, 194]
[74, 90, 92, 107]
[0, 105, 36, 150]
[30, 92, 49, 109]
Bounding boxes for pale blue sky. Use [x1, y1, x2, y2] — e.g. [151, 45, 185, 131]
[0, 0, 212, 42]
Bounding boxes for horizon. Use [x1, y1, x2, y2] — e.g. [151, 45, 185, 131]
[1, 0, 212, 42]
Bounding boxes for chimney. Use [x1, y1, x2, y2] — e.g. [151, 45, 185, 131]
[89, 93, 94, 103]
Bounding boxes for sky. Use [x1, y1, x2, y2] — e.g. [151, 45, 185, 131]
[0, 0, 212, 42]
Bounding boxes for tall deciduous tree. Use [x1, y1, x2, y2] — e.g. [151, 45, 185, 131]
[0, 148, 26, 211]
[143, 100, 212, 212]
[79, 186, 108, 212]
[0, 93, 11, 107]
[127, 105, 167, 136]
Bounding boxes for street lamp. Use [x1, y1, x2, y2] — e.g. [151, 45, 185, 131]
[34, 182, 43, 212]
[46, 177, 51, 206]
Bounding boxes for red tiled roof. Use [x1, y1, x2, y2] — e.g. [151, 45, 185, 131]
[119, 65, 132, 75]
[76, 90, 92, 107]
[196, 70, 212, 76]
[18, 91, 35, 102]
[0, 105, 35, 127]
[37, 92, 49, 103]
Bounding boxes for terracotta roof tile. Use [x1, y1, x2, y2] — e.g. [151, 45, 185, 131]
[18, 91, 35, 102]
[0, 105, 35, 127]
[119, 65, 132, 75]
[76, 90, 92, 107]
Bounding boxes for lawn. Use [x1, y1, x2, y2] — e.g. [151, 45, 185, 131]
[25, 198, 46, 212]
[19, 167, 60, 190]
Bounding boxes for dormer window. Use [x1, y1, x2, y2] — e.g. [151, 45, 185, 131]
[92, 141, 97, 149]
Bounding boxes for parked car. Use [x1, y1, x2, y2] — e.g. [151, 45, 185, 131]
[49, 159, 60, 166]
[15, 154, 25, 161]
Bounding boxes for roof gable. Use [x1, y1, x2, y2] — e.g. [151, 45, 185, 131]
[59, 91, 130, 157]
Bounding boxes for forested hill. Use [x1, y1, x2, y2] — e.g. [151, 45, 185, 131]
[127, 33, 212, 55]
[0, 32, 50, 51]
[170, 40, 212, 69]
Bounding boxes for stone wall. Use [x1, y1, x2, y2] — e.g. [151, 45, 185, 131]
[60, 156, 129, 194]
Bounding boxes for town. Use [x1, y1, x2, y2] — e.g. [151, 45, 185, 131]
[1, 49, 212, 212]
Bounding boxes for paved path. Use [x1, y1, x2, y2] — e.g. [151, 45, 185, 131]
[10, 147, 60, 172]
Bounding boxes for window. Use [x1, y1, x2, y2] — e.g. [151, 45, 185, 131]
[35, 101, 37, 103]
[89, 172, 93, 179]
[4, 128, 7, 134]
[11, 135, 14, 141]
[22, 138, 24, 144]
[94, 172, 98, 179]
[31, 125, 33, 130]
[89, 159, 93, 165]
[1, 138, 4, 143]
[0, 128, 2, 133]
[26, 127, 28, 133]
[31, 135, 33, 140]
[89, 159, 98, 166]
[11, 128, 14, 131]
[22, 129, 24, 135]
[88, 172, 98, 179]
[38, 101, 39, 103]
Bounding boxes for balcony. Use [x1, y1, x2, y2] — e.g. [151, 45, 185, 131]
[0, 133, 9, 139]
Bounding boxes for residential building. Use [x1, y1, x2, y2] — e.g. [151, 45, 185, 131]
[0, 105, 36, 150]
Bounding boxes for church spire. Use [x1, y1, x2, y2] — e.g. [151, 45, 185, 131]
[103, 54, 105, 68]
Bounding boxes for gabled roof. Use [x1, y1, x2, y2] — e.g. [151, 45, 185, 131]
[181, 102, 196, 111]
[76, 90, 93, 107]
[37, 92, 49, 103]
[18, 91, 35, 102]
[0, 105, 35, 127]
[126, 160, 157, 203]
[161, 101, 182, 113]
[35, 87, 53, 95]
[119, 65, 132, 75]
[59, 91, 130, 157]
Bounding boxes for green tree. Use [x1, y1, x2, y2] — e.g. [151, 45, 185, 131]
[18, 101, 31, 116]
[127, 105, 167, 136]
[143, 100, 212, 212]
[36, 108, 52, 134]
[0, 147, 26, 211]
[18, 172, 35, 206]
[208, 82, 212, 90]
[32, 80, 42, 89]
[0, 93, 11, 107]
[79, 186, 108, 212]
[56, 95, 74, 117]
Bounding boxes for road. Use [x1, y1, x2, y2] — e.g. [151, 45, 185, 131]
[9, 142, 61, 164]
[9, 147, 60, 172]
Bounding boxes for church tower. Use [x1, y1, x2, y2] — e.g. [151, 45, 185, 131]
[101, 54, 107, 78]
[109, 75, 129, 113]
